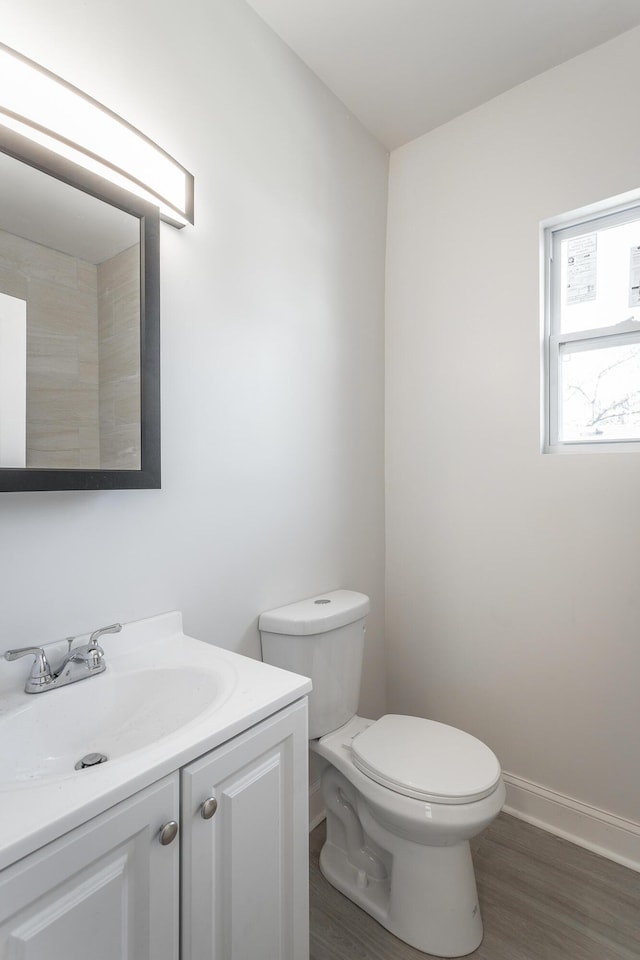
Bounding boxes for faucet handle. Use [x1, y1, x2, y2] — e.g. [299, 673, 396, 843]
[88, 623, 122, 649]
[69, 623, 122, 671]
[4, 646, 54, 690]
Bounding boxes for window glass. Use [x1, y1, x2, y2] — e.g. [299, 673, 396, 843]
[545, 200, 640, 451]
[560, 341, 640, 441]
[559, 218, 640, 334]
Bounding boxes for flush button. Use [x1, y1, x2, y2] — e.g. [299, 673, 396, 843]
[314, 599, 331, 605]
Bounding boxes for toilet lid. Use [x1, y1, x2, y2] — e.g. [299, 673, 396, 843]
[351, 714, 502, 804]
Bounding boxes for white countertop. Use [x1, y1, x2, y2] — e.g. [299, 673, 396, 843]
[0, 611, 311, 871]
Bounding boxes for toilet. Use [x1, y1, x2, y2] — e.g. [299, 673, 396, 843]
[259, 589, 505, 958]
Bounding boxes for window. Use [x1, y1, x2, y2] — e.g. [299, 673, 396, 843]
[543, 200, 640, 453]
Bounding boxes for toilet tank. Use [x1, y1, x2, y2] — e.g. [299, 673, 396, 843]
[259, 589, 370, 739]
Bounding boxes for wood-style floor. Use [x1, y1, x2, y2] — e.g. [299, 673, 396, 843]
[309, 813, 640, 959]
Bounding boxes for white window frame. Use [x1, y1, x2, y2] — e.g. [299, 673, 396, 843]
[543, 198, 640, 454]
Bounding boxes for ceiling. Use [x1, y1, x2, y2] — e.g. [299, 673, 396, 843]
[245, 0, 640, 149]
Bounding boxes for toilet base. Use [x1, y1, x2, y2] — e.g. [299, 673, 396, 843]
[318, 765, 485, 958]
[319, 834, 483, 958]
[320, 839, 390, 926]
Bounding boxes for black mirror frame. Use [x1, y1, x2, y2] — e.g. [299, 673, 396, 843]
[0, 126, 161, 492]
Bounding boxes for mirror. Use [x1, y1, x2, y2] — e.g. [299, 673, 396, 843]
[0, 128, 160, 491]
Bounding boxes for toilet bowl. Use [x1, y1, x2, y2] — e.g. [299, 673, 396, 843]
[259, 590, 505, 958]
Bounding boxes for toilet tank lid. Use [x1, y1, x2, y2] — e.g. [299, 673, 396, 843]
[259, 590, 370, 635]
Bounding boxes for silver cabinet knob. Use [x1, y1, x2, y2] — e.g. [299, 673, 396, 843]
[159, 820, 179, 845]
[201, 797, 218, 820]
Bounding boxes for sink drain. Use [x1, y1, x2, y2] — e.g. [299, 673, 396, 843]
[75, 752, 108, 770]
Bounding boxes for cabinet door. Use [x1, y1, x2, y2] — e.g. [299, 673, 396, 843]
[0, 774, 179, 960]
[181, 698, 309, 960]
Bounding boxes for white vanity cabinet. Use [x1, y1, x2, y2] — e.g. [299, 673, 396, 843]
[0, 698, 309, 960]
[0, 613, 311, 960]
[0, 774, 180, 960]
[181, 698, 309, 960]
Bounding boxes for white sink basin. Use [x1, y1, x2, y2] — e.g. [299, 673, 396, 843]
[0, 610, 311, 873]
[0, 663, 235, 785]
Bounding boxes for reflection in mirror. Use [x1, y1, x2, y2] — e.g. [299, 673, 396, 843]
[0, 291, 26, 465]
[0, 151, 141, 470]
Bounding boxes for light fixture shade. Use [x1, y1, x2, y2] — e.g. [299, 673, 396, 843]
[0, 42, 193, 227]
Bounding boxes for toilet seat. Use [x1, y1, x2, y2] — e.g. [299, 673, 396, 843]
[351, 714, 501, 804]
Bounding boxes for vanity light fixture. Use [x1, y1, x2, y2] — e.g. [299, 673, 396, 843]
[0, 42, 193, 227]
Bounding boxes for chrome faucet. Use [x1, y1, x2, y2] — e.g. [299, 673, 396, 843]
[5, 623, 122, 694]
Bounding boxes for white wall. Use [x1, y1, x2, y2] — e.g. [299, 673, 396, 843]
[0, 0, 387, 721]
[386, 26, 640, 860]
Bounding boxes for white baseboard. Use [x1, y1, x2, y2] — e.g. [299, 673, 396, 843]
[503, 771, 640, 873]
[309, 778, 326, 832]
